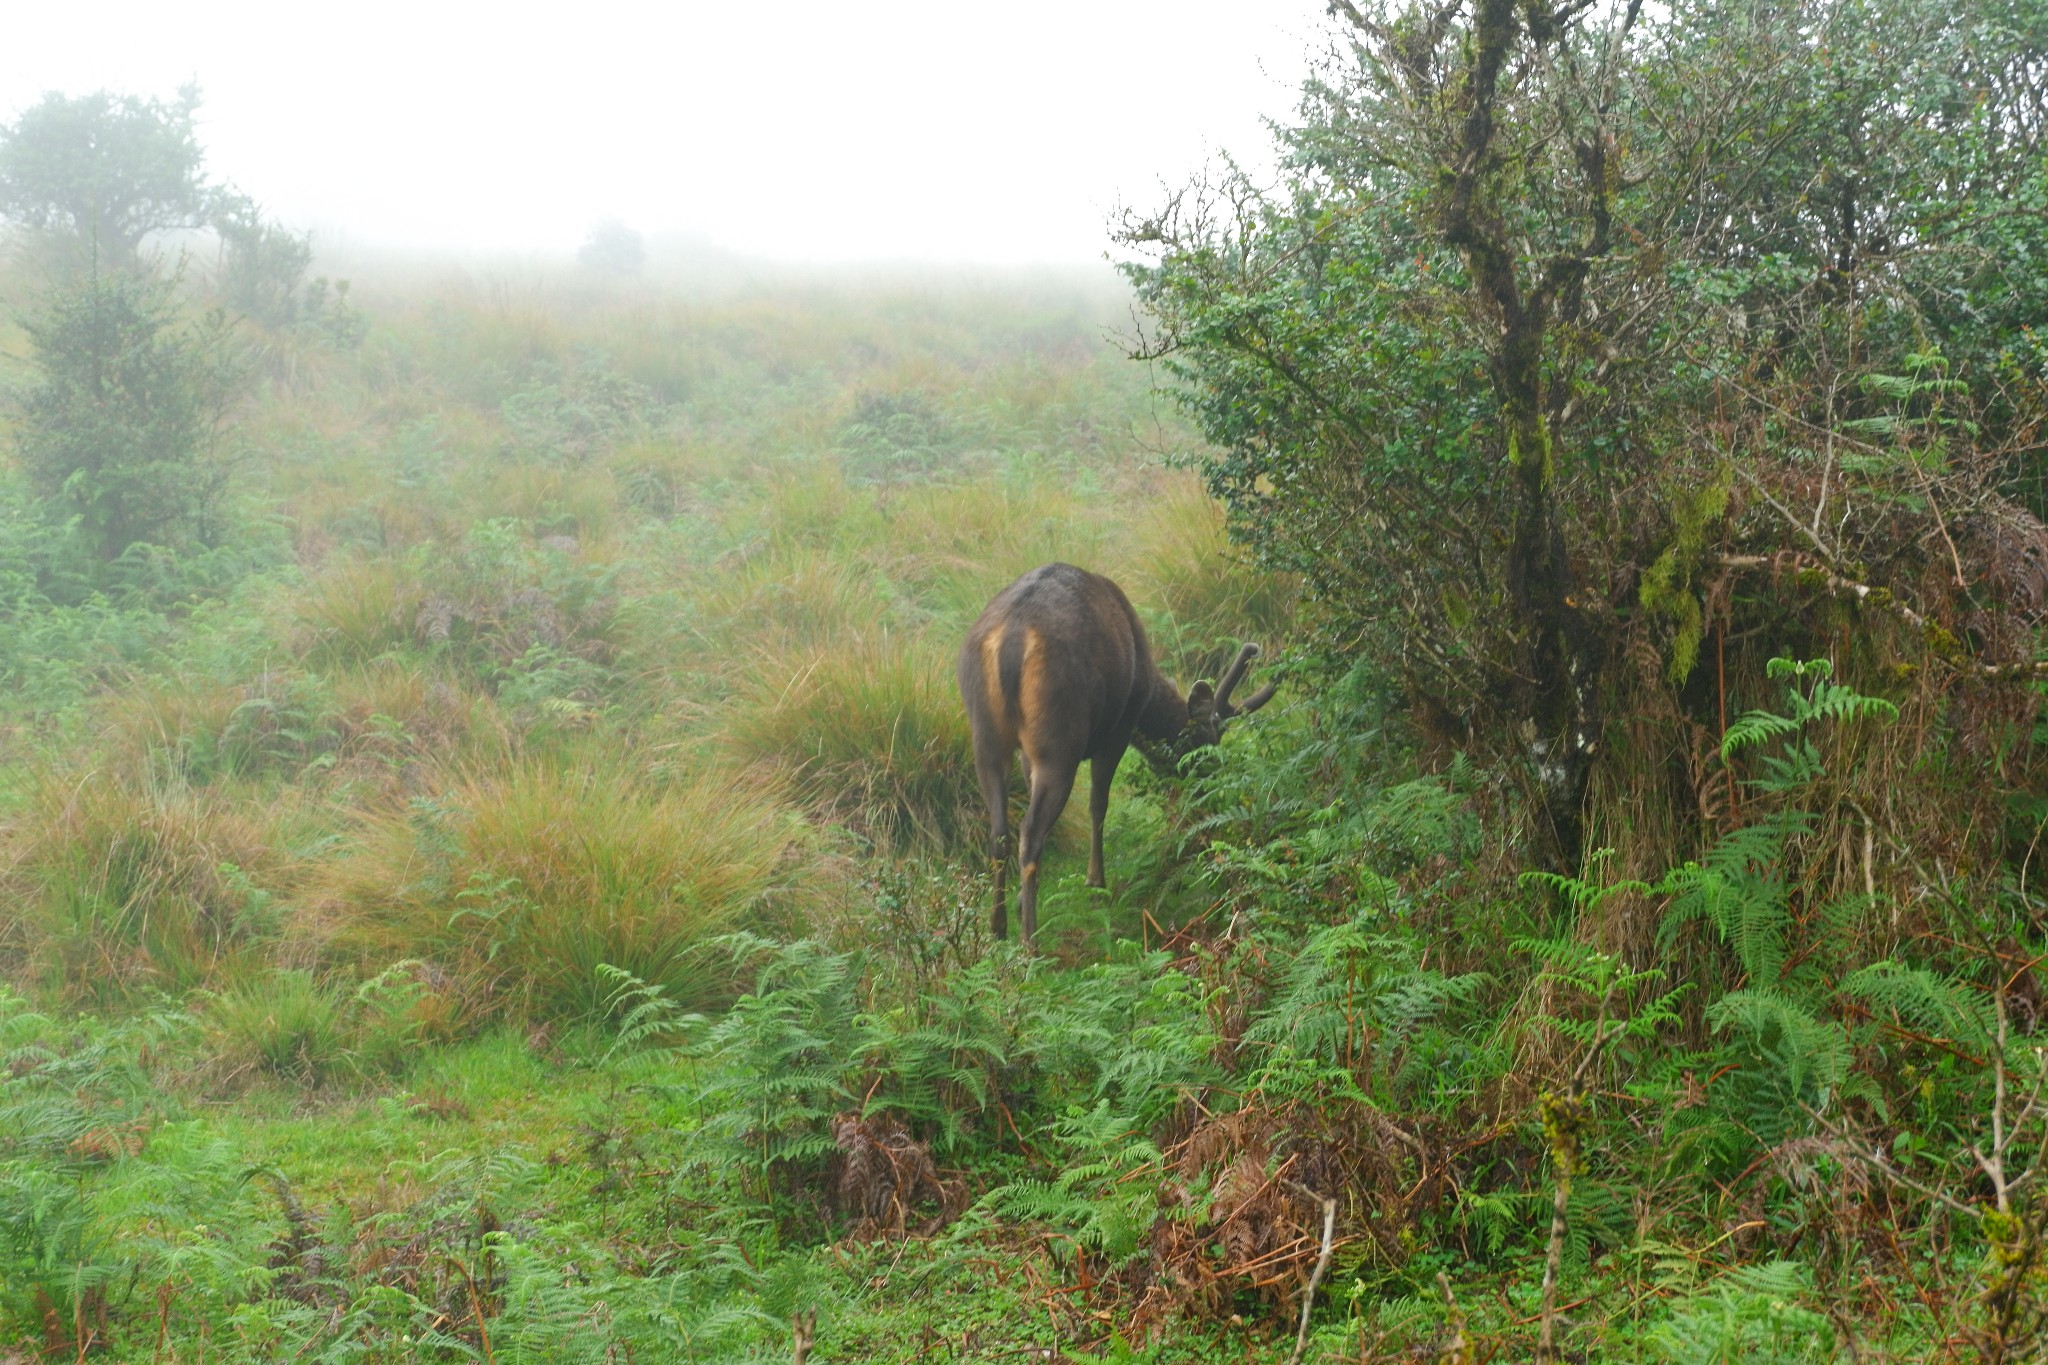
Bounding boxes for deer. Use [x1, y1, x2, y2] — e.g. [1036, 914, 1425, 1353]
[958, 562, 1276, 949]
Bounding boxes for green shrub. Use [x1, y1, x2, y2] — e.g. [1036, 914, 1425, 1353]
[13, 267, 242, 562]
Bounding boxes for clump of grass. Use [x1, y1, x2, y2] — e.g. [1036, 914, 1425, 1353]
[95, 678, 247, 779]
[296, 556, 422, 667]
[4, 770, 297, 1001]
[325, 660, 503, 771]
[203, 968, 350, 1083]
[294, 524, 621, 696]
[314, 753, 814, 1019]
[200, 960, 451, 1084]
[726, 634, 979, 851]
[452, 459, 623, 546]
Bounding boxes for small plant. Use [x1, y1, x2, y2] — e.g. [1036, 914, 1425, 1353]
[203, 968, 349, 1083]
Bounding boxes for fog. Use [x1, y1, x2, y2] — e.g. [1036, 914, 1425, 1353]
[4, 1, 1318, 265]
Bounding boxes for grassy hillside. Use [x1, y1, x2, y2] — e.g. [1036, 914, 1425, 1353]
[0, 259, 1308, 1361]
[0, 254, 2029, 1364]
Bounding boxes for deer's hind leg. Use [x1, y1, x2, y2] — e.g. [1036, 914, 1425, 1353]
[1017, 756, 1080, 951]
[972, 739, 1015, 940]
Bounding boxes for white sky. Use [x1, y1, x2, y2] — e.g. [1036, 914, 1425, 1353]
[1, 1, 1324, 264]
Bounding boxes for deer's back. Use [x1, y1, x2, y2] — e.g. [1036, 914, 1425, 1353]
[959, 564, 1155, 763]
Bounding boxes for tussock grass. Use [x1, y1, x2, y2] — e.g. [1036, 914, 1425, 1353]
[454, 460, 624, 547]
[325, 660, 501, 763]
[314, 753, 814, 1018]
[202, 968, 350, 1083]
[726, 634, 979, 851]
[3, 770, 298, 1000]
[296, 557, 421, 667]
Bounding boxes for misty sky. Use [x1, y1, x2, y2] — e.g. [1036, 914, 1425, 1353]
[4, 2, 1323, 264]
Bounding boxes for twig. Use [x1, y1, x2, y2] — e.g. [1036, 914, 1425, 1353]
[1716, 553, 1931, 631]
[1438, 1273, 1471, 1365]
[1285, 1193, 1339, 1365]
[791, 1307, 816, 1365]
[1538, 1014, 1625, 1364]
[447, 1256, 496, 1365]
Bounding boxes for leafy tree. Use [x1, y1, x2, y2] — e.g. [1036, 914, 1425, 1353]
[1123, 0, 2048, 866]
[578, 217, 646, 276]
[13, 268, 242, 560]
[0, 85, 218, 264]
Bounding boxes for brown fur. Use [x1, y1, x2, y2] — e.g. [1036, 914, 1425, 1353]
[958, 563, 1272, 947]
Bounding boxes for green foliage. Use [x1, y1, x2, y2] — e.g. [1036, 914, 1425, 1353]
[1024, 945, 1219, 1128]
[211, 193, 360, 343]
[13, 266, 243, 562]
[1647, 1260, 1837, 1364]
[501, 363, 656, 465]
[983, 1099, 1164, 1267]
[837, 390, 970, 488]
[1242, 909, 1486, 1105]
[1639, 472, 1732, 682]
[684, 937, 866, 1188]
[1126, 0, 2048, 889]
[1721, 658, 1900, 770]
[1661, 659, 1898, 987]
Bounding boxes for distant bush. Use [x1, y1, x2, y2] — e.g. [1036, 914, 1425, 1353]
[577, 217, 645, 276]
[836, 390, 974, 487]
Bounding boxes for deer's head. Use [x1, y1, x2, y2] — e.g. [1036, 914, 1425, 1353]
[1140, 642, 1277, 774]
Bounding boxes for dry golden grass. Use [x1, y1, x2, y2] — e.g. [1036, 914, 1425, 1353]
[1119, 471, 1297, 678]
[309, 751, 817, 1018]
[725, 633, 980, 852]
[1, 768, 303, 1000]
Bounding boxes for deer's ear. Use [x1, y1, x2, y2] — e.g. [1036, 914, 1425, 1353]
[1186, 680, 1216, 722]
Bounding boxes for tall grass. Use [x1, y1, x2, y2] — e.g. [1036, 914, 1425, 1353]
[313, 753, 817, 1018]
[726, 634, 980, 851]
[0, 259, 1269, 1027]
[3, 769, 298, 1000]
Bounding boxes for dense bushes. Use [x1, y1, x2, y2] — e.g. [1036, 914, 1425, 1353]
[1127, 0, 2048, 880]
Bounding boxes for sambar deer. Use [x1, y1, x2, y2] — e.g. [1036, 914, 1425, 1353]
[958, 563, 1275, 948]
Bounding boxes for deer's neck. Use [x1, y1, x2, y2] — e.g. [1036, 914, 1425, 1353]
[1133, 674, 1188, 743]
